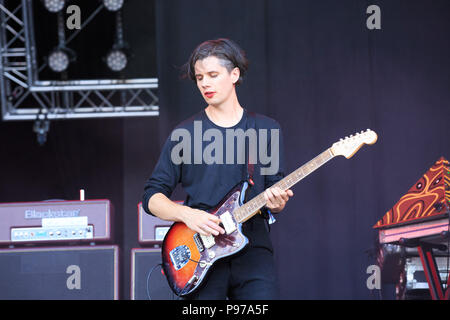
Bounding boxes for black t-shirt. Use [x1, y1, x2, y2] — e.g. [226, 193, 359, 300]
[142, 109, 285, 251]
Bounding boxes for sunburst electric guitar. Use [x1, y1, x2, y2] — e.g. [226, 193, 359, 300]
[161, 129, 378, 296]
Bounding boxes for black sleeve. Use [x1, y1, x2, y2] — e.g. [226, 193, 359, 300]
[142, 136, 181, 215]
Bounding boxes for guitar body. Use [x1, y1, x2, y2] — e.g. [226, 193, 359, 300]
[161, 182, 250, 297]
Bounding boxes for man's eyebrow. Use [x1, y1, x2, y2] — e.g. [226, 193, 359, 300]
[195, 70, 219, 77]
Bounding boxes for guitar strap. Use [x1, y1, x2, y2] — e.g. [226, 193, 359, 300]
[244, 111, 276, 226]
[244, 111, 256, 186]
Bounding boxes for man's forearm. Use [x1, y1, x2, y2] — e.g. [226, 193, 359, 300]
[147, 193, 187, 222]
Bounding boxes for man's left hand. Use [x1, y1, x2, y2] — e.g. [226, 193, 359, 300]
[263, 187, 294, 213]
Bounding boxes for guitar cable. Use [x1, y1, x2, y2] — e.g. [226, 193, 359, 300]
[146, 263, 162, 300]
[145, 263, 181, 300]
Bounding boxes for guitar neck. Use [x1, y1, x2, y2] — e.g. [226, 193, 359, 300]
[234, 148, 335, 223]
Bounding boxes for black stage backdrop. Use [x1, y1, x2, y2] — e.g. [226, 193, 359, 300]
[0, 0, 449, 299]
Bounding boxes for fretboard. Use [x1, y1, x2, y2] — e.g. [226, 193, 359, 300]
[234, 148, 335, 223]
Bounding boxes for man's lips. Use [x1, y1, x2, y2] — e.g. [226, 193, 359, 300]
[204, 91, 216, 98]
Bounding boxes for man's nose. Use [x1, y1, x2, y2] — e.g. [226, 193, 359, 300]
[200, 78, 210, 88]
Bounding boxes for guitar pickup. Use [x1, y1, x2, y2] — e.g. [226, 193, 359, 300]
[193, 233, 204, 252]
[199, 233, 215, 249]
[220, 211, 237, 234]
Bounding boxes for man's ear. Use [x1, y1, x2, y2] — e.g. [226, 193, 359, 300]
[231, 67, 240, 85]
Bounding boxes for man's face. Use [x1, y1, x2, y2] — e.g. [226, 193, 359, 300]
[194, 56, 240, 106]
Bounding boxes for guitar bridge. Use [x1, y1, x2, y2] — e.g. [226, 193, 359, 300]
[169, 245, 191, 271]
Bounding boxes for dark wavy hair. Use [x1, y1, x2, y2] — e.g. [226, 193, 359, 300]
[183, 38, 249, 86]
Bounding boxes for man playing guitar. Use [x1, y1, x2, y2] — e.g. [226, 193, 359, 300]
[143, 38, 293, 299]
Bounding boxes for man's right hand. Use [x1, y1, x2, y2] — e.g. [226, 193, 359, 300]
[180, 207, 225, 236]
[148, 193, 225, 236]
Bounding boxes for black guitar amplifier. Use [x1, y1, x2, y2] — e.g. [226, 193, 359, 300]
[0, 245, 119, 299]
[0, 199, 113, 246]
[138, 202, 173, 246]
[130, 248, 174, 300]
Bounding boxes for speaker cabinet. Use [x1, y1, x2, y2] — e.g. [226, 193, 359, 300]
[0, 245, 119, 299]
[131, 248, 174, 300]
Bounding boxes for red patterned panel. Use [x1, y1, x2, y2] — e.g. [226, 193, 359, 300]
[374, 157, 450, 229]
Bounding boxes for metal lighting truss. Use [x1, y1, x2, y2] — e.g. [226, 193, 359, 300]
[0, 0, 159, 121]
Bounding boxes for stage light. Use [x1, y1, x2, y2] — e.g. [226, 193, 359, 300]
[103, 0, 124, 12]
[42, 0, 66, 13]
[104, 8, 129, 72]
[48, 49, 70, 72]
[106, 49, 127, 72]
[33, 119, 50, 146]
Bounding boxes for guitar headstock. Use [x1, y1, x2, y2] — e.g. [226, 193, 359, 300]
[331, 129, 378, 159]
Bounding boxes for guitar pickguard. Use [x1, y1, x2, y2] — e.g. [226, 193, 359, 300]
[190, 191, 248, 281]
